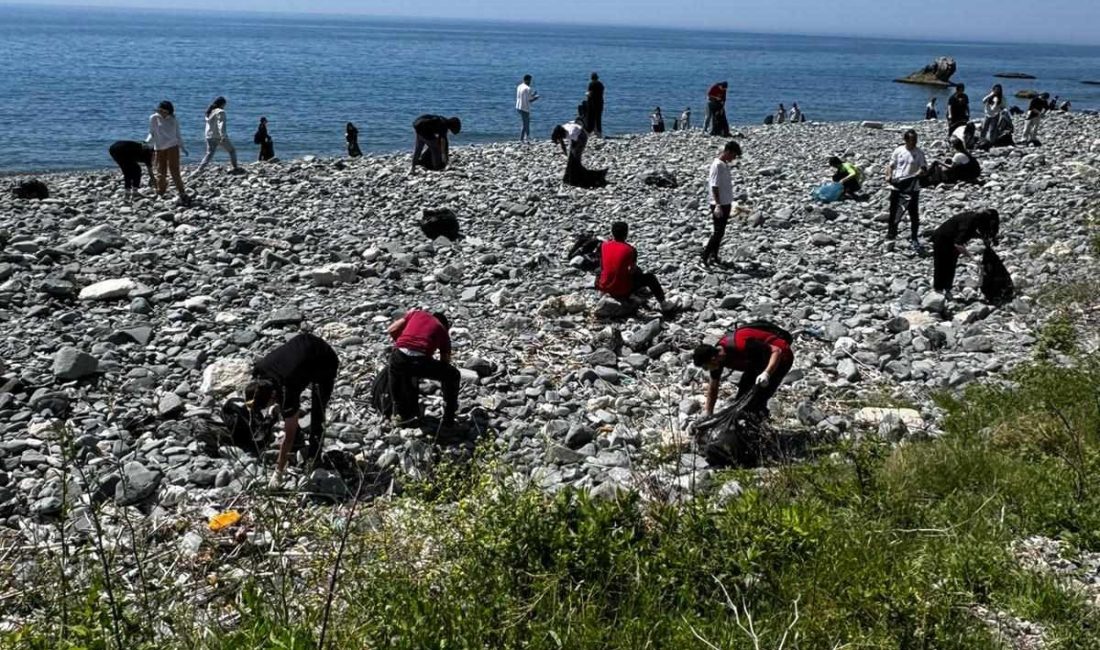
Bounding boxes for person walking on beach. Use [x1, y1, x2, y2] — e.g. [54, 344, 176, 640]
[387, 309, 460, 432]
[885, 129, 928, 251]
[515, 74, 540, 143]
[703, 140, 741, 266]
[650, 107, 665, 133]
[596, 221, 677, 313]
[253, 117, 275, 162]
[145, 100, 190, 205]
[193, 97, 242, 177]
[411, 114, 461, 172]
[925, 96, 938, 120]
[705, 81, 728, 134]
[931, 209, 1000, 300]
[108, 140, 154, 202]
[946, 84, 970, 138]
[244, 332, 340, 486]
[980, 84, 1005, 142]
[586, 73, 605, 137]
[346, 122, 363, 157]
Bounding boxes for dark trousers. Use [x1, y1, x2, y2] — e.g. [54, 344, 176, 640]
[630, 268, 666, 302]
[704, 204, 731, 262]
[832, 170, 861, 195]
[887, 179, 920, 241]
[110, 151, 142, 190]
[413, 135, 445, 170]
[586, 102, 603, 135]
[734, 351, 794, 415]
[932, 235, 960, 292]
[388, 348, 459, 422]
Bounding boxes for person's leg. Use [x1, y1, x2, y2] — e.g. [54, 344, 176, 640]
[194, 138, 217, 176]
[595, 104, 603, 136]
[843, 178, 861, 195]
[887, 188, 901, 239]
[704, 101, 714, 133]
[518, 109, 529, 141]
[908, 192, 921, 242]
[630, 269, 667, 303]
[427, 138, 444, 170]
[703, 205, 731, 262]
[405, 356, 460, 424]
[932, 236, 958, 293]
[222, 137, 239, 169]
[412, 134, 427, 168]
[155, 150, 168, 195]
[122, 162, 140, 193]
[163, 146, 185, 197]
[388, 348, 419, 421]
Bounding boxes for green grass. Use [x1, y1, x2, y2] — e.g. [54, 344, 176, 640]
[5, 356, 1100, 649]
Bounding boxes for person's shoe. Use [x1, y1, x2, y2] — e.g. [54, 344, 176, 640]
[229, 167, 246, 176]
[909, 238, 925, 254]
[700, 252, 711, 267]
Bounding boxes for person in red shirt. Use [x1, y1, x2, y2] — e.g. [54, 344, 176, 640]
[705, 81, 729, 135]
[692, 326, 795, 419]
[387, 309, 460, 429]
[596, 221, 676, 313]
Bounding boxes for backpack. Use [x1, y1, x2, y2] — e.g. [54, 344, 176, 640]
[980, 247, 1015, 305]
[566, 233, 601, 270]
[369, 366, 394, 417]
[220, 398, 274, 452]
[12, 180, 49, 200]
[420, 208, 461, 240]
[733, 320, 794, 346]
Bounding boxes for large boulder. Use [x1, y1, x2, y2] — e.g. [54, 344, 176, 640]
[200, 357, 253, 395]
[894, 57, 957, 87]
[52, 347, 99, 380]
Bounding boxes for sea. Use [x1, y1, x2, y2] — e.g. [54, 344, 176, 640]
[2, 4, 1099, 173]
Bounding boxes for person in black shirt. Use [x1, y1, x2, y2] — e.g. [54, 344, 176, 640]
[586, 72, 605, 136]
[946, 84, 970, 138]
[411, 114, 461, 172]
[245, 333, 339, 482]
[253, 117, 276, 162]
[108, 140, 154, 201]
[931, 209, 1000, 299]
[346, 122, 363, 157]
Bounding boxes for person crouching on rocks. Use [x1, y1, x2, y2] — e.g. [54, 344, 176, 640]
[387, 309, 460, 433]
[692, 324, 795, 422]
[109, 140, 154, 201]
[828, 156, 862, 198]
[551, 120, 608, 188]
[411, 114, 461, 172]
[597, 221, 677, 313]
[245, 332, 339, 486]
[931, 208, 1000, 302]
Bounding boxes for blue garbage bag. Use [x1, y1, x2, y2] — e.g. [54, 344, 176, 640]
[812, 182, 843, 203]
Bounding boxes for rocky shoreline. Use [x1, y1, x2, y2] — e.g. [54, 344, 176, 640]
[0, 113, 1098, 522]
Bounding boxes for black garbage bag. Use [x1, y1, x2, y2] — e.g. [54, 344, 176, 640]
[420, 208, 461, 240]
[693, 388, 766, 467]
[12, 180, 49, 200]
[369, 366, 394, 417]
[981, 247, 1015, 305]
[566, 233, 601, 270]
[220, 398, 275, 453]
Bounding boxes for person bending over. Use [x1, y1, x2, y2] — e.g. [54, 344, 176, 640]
[109, 140, 154, 201]
[693, 325, 795, 420]
[387, 309, 460, 431]
[828, 156, 862, 197]
[411, 114, 461, 172]
[931, 208, 1000, 300]
[596, 221, 676, 313]
[552, 121, 608, 188]
[245, 332, 340, 485]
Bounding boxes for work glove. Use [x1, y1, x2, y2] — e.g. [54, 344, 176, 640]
[755, 371, 770, 388]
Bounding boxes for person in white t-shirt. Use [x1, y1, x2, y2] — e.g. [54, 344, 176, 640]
[145, 100, 190, 205]
[515, 74, 539, 143]
[702, 140, 741, 266]
[193, 96, 242, 177]
[884, 129, 928, 250]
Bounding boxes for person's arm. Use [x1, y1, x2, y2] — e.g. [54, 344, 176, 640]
[217, 111, 227, 140]
[442, 134, 450, 163]
[704, 372, 720, 415]
[271, 413, 300, 481]
[761, 345, 783, 379]
[837, 165, 858, 184]
[884, 159, 894, 183]
[387, 317, 407, 340]
[176, 119, 187, 156]
[146, 115, 156, 144]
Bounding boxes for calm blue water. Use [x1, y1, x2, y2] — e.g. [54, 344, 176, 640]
[2, 4, 1099, 172]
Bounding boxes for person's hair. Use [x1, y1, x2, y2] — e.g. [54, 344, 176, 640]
[158, 100, 174, 116]
[433, 312, 450, 331]
[447, 117, 462, 134]
[956, 83, 965, 92]
[259, 116, 267, 123]
[692, 344, 719, 368]
[827, 156, 842, 167]
[950, 137, 966, 153]
[551, 125, 567, 143]
[523, 74, 532, 83]
[244, 377, 278, 412]
[723, 140, 741, 157]
[611, 221, 628, 240]
[929, 96, 936, 103]
[653, 106, 661, 112]
[719, 81, 728, 88]
[903, 129, 918, 142]
[346, 122, 356, 132]
[591, 72, 599, 80]
[205, 96, 226, 117]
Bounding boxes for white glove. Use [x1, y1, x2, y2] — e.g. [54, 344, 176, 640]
[267, 471, 282, 490]
[755, 371, 770, 388]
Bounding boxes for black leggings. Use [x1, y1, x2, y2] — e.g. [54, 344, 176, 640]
[932, 235, 960, 292]
[388, 348, 460, 422]
[630, 268, 666, 302]
[704, 205, 731, 262]
[888, 181, 920, 240]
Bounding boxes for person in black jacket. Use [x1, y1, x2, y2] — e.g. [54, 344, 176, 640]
[346, 122, 363, 157]
[931, 209, 1000, 299]
[946, 83, 970, 138]
[411, 114, 461, 172]
[253, 117, 276, 161]
[586, 72, 605, 136]
[244, 333, 339, 484]
[108, 140, 154, 201]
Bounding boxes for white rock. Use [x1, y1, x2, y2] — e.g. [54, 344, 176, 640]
[854, 407, 923, 429]
[199, 357, 253, 396]
[79, 278, 135, 301]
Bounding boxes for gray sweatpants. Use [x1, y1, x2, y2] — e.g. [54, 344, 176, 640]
[193, 137, 239, 176]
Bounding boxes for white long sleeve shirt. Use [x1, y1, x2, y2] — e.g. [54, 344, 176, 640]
[516, 82, 536, 112]
[205, 108, 228, 140]
[147, 113, 183, 151]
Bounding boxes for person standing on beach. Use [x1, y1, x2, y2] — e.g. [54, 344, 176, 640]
[885, 129, 928, 251]
[145, 100, 190, 205]
[1022, 96, 1045, 146]
[703, 140, 741, 266]
[925, 97, 938, 120]
[552, 120, 608, 188]
[193, 97, 242, 177]
[515, 74, 539, 143]
[253, 117, 275, 162]
[946, 84, 970, 138]
[650, 107, 665, 133]
[774, 104, 787, 124]
[789, 103, 802, 123]
[586, 73, 604, 137]
[678, 106, 692, 130]
[108, 140, 154, 202]
[704, 81, 728, 134]
[980, 84, 1005, 142]
[346, 122, 363, 157]
[411, 114, 461, 172]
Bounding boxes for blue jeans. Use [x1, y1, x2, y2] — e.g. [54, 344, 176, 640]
[517, 109, 531, 141]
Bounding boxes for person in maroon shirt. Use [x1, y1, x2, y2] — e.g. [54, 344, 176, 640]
[387, 309, 460, 429]
[704, 81, 728, 134]
[596, 221, 676, 313]
[692, 326, 795, 419]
